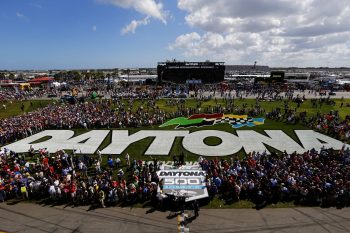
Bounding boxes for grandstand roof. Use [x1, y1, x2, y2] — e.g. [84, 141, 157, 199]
[29, 77, 54, 83]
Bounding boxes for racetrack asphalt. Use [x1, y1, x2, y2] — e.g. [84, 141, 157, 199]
[0, 202, 349, 233]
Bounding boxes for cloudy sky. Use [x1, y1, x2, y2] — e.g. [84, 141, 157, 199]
[1, 0, 350, 69]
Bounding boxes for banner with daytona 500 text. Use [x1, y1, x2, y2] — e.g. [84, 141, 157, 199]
[157, 165, 208, 202]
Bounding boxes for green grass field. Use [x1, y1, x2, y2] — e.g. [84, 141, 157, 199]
[2, 98, 349, 209]
[1, 98, 350, 118]
[108, 98, 350, 121]
[0, 100, 53, 119]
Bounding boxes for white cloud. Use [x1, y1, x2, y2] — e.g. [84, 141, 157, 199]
[30, 3, 43, 9]
[169, 32, 200, 49]
[121, 17, 150, 34]
[171, 0, 350, 66]
[16, 12, 29, 21]
[16, 12, 25, 18]
[97, 0, 166, 23]
[97, 0, 167, 34]
[92, 25, 97, 32]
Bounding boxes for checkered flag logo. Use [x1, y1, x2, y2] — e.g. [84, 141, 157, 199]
[214, 117, 253, 124]
[214, 116, 261, 128]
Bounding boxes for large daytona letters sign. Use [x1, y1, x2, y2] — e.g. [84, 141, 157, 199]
[2, 130, 349, 156]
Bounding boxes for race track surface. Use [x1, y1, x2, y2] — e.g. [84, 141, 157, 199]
[0, 203, 349, 233]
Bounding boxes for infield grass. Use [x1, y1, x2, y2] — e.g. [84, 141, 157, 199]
[0, 100, 54, 119]
[3, 97, 350, 209]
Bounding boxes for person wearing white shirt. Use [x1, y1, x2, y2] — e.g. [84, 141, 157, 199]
[125, 153, 130, 166]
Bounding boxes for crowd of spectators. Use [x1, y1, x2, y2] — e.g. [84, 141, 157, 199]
[0, 148, 162, 209]
[265, 97, 350, 143]
[199, 147, 350, 209]
[0, 145, 349, 210]
[0, 89, 47, 101]
[306, 112, 350, 142]
[0, 101, 168, 145]
[0, 84, 176, 102]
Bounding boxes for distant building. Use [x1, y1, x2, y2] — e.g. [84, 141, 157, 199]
[157, 61, 225, 84]
[29, 77, 54, 89]
[225, 65, 270, 73]
[117, 74, 157, 84]
[284, 72, 310, 83]
[269, 71, 310, 83]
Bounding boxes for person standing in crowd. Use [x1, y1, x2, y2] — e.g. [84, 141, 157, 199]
[98, 188, 106, 208]
[107, 156, 114, 169]
[125, 153, 130, 167]
[20, 183, 28, 200]
[115, 156, 121, 168]
[97, 150, 102, 163]
[193, 200, 199, 217]
[0, 184, 6, 202]
[173, 155, 178, 166]
[179, 153, 184, 166]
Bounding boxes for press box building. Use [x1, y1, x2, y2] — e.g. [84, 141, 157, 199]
[157, 61, 225, 84]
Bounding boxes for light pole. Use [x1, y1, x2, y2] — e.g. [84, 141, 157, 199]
[127, 68, 130, 87]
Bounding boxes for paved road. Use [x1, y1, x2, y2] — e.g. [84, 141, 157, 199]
[0, 202, 349, 233]
[191, 90, 350, 99]
[39, 90, 350, 101]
